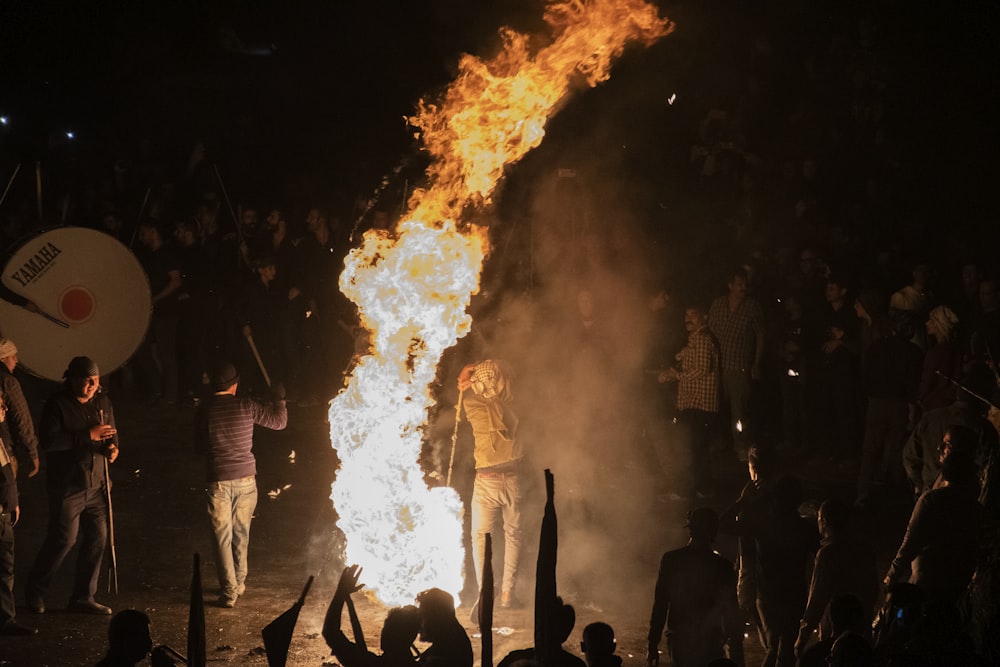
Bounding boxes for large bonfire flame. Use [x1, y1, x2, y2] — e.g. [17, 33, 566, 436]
[329, 0, 673, 606]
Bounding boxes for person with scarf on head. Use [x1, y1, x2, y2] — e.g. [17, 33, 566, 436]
[25, 356, 118, 616]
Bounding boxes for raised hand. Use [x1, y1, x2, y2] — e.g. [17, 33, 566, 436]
[336, 564, 365, 601]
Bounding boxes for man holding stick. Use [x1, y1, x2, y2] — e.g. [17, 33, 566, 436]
[195, 361, 286, 608]
[457, 359, 522, 614]
[25, 356, 118, 615]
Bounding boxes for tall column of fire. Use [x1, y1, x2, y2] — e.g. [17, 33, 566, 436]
[329, 0, 673, 606]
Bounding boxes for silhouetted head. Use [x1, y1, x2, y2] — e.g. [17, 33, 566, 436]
[106, 609, 153, 663]
[415, 588, 457, 643]
[687, 507, 719, 542]
[727, 267, 748, 299]
[939, 424, 978, 465]
[829, 593, 866, 636]
[581, 621, 616, 664]
[818, 498, 850, 538]
[210, 361, 240, 392]
[940, 450, 978, 487]
[381, 605, 420, 654]
[748, 445, 777, 484]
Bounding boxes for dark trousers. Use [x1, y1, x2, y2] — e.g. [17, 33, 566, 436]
[758, 597, 800, 667]
[1, 512, 14, 624]
[667, 630, 726, 667]
[857, 397, 909, 499]
[27, 487, 108, 602]
[678, 408, 716, 496]
[136, 315, 180, 401]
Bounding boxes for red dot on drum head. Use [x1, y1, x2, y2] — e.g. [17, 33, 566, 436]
[60, 286, 95, 323]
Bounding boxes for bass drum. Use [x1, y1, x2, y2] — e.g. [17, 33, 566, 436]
[0, 227, 151, 381]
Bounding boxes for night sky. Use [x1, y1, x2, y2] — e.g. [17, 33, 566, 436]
[1, 0, 999, 235]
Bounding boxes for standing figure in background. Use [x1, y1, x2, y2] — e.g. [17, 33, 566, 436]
[709, 267, 765, 460]
[25, 356, 118, 616]
[194, 361, 287, 608]
[659, 305, 721, 498]
[0, 339, 39, 478]
[0, 389, 36, 635]
[647, 507, 744, 667]
[458, 359, 522, 611]
[917, 305, 962, 412]
[135, 220, 183, 405]
[855, 319, 923, 507]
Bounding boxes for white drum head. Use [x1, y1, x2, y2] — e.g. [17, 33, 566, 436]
[0, 227, 152, 380]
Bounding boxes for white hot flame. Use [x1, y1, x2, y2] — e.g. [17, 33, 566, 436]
[328, 0, 673, 606]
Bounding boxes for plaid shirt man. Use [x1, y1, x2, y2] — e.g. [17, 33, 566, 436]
[708, 295, 765, 372]
[677, 325, 721, 412]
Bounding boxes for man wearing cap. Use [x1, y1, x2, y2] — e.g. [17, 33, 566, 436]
[457, 359, 522, 612]
[25, 356, 118, 615]
[647, 508, 744, 667]
[0, 339, 40, 479]
[195, 361, 286, 608]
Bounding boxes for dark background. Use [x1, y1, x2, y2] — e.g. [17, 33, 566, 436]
[1, 0, 998, 248]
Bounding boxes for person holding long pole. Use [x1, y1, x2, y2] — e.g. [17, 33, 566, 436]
[194, 361, 286, 608]
[25, 356, 118, 615]
[457, 359, 522, 616]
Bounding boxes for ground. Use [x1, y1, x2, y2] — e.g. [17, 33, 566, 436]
[0, 375, 908, 667]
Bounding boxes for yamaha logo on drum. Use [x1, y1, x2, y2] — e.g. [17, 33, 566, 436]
[9, 241, 62, 288]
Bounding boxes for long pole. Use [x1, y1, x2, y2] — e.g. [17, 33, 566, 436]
[243, 329, 272, 387]
[0, 163, 20, 208]
[35, 161, 43, 223]
[935, 370, 997, 409]
[446, 390, 464, 487]
[127, 187, 152, 248]
[212, 163, 245, 245]
[104, 455, 118, 595]
[100, 409, 119, 595]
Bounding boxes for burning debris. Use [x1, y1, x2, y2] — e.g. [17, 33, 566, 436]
[267, 484, 293, 500]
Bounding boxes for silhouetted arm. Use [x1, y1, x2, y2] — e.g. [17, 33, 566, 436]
[323, 565, 369, 666]
[646, 553, 670, 667]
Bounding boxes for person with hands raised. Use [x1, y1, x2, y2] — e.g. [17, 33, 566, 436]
[323, 564, 421, 667]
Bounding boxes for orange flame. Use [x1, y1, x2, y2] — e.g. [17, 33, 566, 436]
[329, 0, 673, 606]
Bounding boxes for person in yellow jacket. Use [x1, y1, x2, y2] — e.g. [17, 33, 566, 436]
[458, 359, 521, 610]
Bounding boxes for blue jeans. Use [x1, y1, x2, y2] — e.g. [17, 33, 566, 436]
[206, 476, 257, 600]
[471, 472, 521, 595]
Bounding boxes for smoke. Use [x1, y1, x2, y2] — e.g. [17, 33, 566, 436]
[444, 130, 695, 611]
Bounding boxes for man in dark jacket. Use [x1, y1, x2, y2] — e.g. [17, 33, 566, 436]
[195, 361, 286, 607]
[0, 392, 36, 634]
[25, 356, 118, 615]
[0, 339, 39, 478]
[647, 507, 744, 667]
